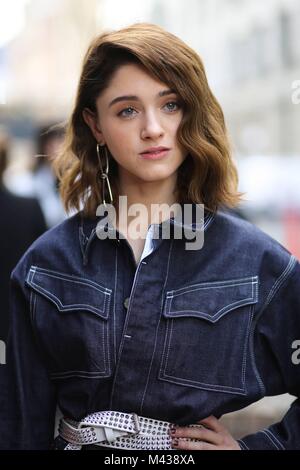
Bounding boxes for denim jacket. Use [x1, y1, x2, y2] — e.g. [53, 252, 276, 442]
[1, 207, 300, 449]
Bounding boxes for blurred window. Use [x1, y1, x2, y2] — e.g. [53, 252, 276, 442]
[279, 10, 294, 67]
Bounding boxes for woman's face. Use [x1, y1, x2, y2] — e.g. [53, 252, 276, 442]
[84, 63, 188, 187]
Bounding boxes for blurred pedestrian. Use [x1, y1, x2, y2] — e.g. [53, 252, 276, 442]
[4, 124, 66, 228]
[0, 132, 47, 344]
[31, 124, 66, 227]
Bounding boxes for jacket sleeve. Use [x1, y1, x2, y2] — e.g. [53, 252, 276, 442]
[238, 257, 300, 450]
[0, 256, 57, 449]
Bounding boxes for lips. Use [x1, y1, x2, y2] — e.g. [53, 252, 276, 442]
[140, 146, 170, 155]
[139, 147, 170, 160]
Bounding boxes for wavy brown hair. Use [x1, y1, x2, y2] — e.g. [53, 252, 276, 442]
[53, 22, 241, 217]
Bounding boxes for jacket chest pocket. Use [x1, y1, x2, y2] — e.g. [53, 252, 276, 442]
[159, 276, 258, 395]
[26, 266, 112, 380]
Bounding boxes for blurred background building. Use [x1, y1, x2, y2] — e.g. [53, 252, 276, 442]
[0, 0, 299, 440]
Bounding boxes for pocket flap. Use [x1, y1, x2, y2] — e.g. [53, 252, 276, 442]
[25, 266, 112, 319]
[163, 276, 258, 323]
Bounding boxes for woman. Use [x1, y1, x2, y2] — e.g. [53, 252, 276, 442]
[2, 23, 300, 450]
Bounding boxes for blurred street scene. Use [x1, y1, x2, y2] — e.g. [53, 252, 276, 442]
[0, 0, 299, 440]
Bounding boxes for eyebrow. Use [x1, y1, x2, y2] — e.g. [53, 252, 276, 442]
[108, 89, 177, 108]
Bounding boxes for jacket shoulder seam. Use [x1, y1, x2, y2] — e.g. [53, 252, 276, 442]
[262, 255, 297, 312]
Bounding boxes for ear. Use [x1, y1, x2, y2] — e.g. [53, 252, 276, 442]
[82, 108, 105, 144]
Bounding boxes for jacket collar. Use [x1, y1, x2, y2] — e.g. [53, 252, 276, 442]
[79, 203, 215, 265]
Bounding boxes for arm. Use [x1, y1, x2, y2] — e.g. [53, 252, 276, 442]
[0, 257, 57, 449]
[238, 258, 300, 450]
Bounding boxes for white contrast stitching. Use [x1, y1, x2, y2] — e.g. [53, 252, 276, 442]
[29, 266, 111, 294]
[248, 255, 297, 395]
[237, 439, 249, 450]
[259, 430, 281, 450]
[264, 429, 285, 450]
[166, 276, 258, 297]
[28, 280, 109, 318]
[140, 239, 174, 414]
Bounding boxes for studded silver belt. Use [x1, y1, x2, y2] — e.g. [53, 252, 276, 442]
[59, 410, 178, 450]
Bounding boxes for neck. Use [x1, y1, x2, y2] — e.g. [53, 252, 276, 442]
[114, 172, 180, 231]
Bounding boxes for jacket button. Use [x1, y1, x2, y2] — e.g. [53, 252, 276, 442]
[123, 297, 130, 309]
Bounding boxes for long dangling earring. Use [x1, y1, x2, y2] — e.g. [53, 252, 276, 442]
[96, 143, 114, 206]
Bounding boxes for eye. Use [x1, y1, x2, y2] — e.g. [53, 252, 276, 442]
[163, 101, 181, 112]
[117, 106, 137, 118]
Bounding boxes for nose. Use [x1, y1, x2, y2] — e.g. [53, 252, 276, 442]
[140, 110, 164, 140]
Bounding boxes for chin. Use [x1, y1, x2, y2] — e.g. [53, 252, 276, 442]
[139, 173, 173, 182]
[138, 167, 176, 179]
